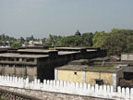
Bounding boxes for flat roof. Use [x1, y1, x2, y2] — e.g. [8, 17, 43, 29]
[58, 51, 79, 55]
[56, 47, 89, 49]
[68, 59, 89, 65]
[56, 65, 122, 73]
[87, 49, 97, 52]
[124, 67, 133, 73]
[18, 49, 57, 53]
[0, 53, 48, 58]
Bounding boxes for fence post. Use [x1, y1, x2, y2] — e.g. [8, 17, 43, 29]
[122, 88, 126, 98]
[125, 87, 130, 99]
[117, 86, 121, 97]
[131, 88, 133, 99]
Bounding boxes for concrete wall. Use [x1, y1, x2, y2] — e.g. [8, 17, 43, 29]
[85, 72, 113, 85]
[0, 65, 37, 80]
[116, 70, 123, 86]
[121, 54, 133, 61]
[0, 75, 132, 100]
[57, 70, 124, 86]
[57, 70, 114, 85]
[57, 70, 83, 82]
[0, 87, 109, 100]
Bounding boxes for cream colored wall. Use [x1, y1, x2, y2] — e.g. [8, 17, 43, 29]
[57, 69, 123, 86]
[58, 70, 83, 83]
[85, 72, 113, 85]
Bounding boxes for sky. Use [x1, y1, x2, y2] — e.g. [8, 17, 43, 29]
[0, 0, 133, 38]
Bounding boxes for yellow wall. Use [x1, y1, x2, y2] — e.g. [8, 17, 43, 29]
[85, 72, 113, 85]
[58, 70, 83, 82]
[57, 69, 123, 86]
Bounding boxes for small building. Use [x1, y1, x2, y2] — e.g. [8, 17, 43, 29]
[121, 53, 133, 61]
[119, 67, 133, 88]
[123, 67, 133, 80]
[55, 65, 123, 88]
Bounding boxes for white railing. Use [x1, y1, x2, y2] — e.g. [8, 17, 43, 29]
[0, 75, 132, 100]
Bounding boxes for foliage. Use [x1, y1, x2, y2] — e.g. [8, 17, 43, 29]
[48, 34, 62, 46]
[56, 29, 133, 55]
[0, 28, 133, 55]
[10, 42, 20, 48]
[102, 29, 133, 55]
[44, 41, 52, 46]
[0, 34, 16, 41]
[26, 35, 35, 42]
[92, 31, 108, 47]
[56, 33, 93, 47]
[0, 98, 7, 100]
[82, 32, 93, 46]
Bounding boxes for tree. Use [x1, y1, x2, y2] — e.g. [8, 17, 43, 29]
[102, 29, 133, 55]
[56, 35, 83, 47]
[92, 31, 108, 47]
[20, 37, 25, 47]
[49, 34, 62, 46]
[11, 42, 20, 48]
[82, 32, 93, 46]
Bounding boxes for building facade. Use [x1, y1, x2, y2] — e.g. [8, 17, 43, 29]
[0, 47, 106, 81]
[121, 53, 133, 61]
[55, 65, 123, 88]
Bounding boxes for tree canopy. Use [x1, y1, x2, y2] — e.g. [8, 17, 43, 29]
[0, 28, 133, 55]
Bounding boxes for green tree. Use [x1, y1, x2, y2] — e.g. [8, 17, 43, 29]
[56, 35, 83, 47]
[82, 32, 93, 46]
[11, 42, 20, 48]
[102, 29, 133, 55]
[92, 31, 108, 47]
[49, 34, 62, 46]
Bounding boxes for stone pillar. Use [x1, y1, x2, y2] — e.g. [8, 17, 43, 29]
[54, 69, 58, 80]
[83, 71, 86, 83]
[113, 73, 117, 91]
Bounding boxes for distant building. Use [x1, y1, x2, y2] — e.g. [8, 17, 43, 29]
[75, 30, 81, 36]
[121, 53, 133, 61]
[55, 61, 123, 88]
[0, 41, 11, 48]
[22, 40, 43, 47]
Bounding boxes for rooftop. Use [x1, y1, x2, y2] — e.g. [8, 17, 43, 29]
[124, 67, 133, 73]
[58, 51, 79, 55]
[68, 59, 89, 65]
[18, 49, 57, 53]
[56, 47, 89, 50]
[0, 53, 48, 58]
[56, 65, 122, 73]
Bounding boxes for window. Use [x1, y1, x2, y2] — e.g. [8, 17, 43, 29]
[26, 58, 34, 62]
[95, 79, 104, 85]
[16, 58, 19, 61]
[74, 72, 77, 75]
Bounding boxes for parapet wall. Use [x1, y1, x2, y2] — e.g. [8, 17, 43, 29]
[0, 86, 111, 100]
[0, 75, 132, 100]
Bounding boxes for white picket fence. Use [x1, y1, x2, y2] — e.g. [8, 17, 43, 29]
[0, 75, 133, 100]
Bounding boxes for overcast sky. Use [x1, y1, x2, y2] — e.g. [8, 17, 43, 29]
[0, 0, 133, 38]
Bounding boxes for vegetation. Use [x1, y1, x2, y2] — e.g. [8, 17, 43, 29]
[0, 28, 133, 55]
[55, 29, 133, 56]
[0, 98, 7, 100]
